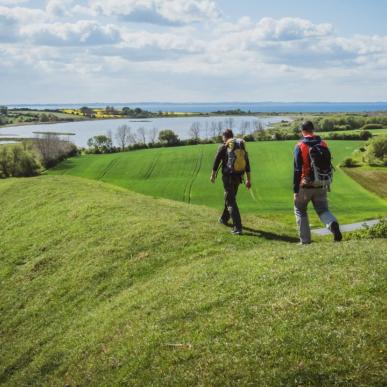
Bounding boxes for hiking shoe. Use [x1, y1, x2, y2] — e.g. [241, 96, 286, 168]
[218, 217, 229, 226]
[330, 221, 342, 242]
[231, 229, 243, 235]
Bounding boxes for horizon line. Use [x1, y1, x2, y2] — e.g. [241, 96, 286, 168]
[5, 101, 387, 106]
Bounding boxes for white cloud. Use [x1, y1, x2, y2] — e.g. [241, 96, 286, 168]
[254, 17, 333, 41]
[0, 5, 46, 24]
[0, 3, 387, 103]
[20, 20, 122, 45]
[46, 0, 75, 17]
[0, 0, 29, 4]
[89, 0, 220, 25]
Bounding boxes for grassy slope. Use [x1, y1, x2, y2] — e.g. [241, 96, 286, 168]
[0, 176, 386, 386]
[49, 141, 387, 226]
[344, 166, 387, 199]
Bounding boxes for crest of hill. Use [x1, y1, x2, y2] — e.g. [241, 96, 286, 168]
[0, 175, 385, 386]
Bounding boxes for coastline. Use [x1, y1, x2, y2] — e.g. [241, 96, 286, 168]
[0, 111, 294, 131]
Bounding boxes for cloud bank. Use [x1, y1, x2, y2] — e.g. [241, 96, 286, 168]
[0, 0, 386, 102]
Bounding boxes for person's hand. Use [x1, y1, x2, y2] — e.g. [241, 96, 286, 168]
[210, 172, 216, 183]
[245, 180, 251, 189]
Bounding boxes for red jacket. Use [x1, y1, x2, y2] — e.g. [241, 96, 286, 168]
[293, 135, 327, 192]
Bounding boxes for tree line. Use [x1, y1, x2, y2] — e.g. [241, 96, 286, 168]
[85, 119, 265, 154]
[0, 134, 78, 178]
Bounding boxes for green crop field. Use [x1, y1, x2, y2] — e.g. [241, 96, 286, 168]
[0, 175, 386, 386]
[50, 141, 387, 226]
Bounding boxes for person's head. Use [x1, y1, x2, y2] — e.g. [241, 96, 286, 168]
[222, 129, 234, 142]
[300, 120, 314, 135]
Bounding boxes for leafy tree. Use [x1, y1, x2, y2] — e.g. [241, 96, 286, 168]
[158, 130, 179, 145]
[365, 135, 387, 165]
[320, 118, 334, 132]
[0, 106, 8, 115]
[87, 135, 113, 153]
[122, 107, 132, 116]
[80, 106, 94, 118]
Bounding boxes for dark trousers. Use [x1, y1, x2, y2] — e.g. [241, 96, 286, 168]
[220, 174, 242, 230]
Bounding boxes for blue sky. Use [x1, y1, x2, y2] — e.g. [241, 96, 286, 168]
[219, 0, 387, 36]
[1, 0, 387, 103]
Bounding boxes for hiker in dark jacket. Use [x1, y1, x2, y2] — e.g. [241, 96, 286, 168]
[210, 129, 251, 235]
[293, 121, 342, 244]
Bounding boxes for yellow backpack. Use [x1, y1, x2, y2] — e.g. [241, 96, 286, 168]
[226, 138, 247, 174]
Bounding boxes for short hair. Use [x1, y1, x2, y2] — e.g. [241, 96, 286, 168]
[222, 129, 234, 139]
[300, 121, 314, 133]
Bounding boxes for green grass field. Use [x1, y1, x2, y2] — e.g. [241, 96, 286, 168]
[0, 175, 386, 386]
[49, 141, 387, 226]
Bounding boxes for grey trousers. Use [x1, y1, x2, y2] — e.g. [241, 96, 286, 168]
[294, 187, 337, 243]
[221, 174, 242, 230]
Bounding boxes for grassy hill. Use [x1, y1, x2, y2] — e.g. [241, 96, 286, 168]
[49, 141, 387, 226]
[0, 175, 386, 386]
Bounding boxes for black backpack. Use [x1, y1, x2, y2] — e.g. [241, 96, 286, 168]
[308, 143, 333, 187]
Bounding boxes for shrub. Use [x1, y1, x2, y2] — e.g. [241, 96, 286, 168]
[333, 124, 351, 131]
[351, 219, 387, 239]
[362, 124, 384, 130]
[340, 157, 359, 168]
[35, 135, 79, 167]
[327, 131, 372, 140]
[158, 130, 180, 146]
[0, 116, 8, 126]
[243, 134, 255, 142]
[0, 144, 41, 178]
[365, 135, 387, 165]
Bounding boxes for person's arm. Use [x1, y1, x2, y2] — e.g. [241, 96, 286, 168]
[293, 144, 302, 198]
[210, 145, 224, 183]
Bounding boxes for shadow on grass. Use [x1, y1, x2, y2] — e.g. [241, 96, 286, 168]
[242, 226, 299, 243]
[220, 223, 299, 243]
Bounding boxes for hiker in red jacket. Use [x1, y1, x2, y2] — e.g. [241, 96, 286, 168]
[293, 121, 342, 244]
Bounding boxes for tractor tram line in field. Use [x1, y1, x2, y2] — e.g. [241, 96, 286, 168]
[97, 157, 120, 181]
[143, 154, 161, 180]
[186, 148, 204, 204]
